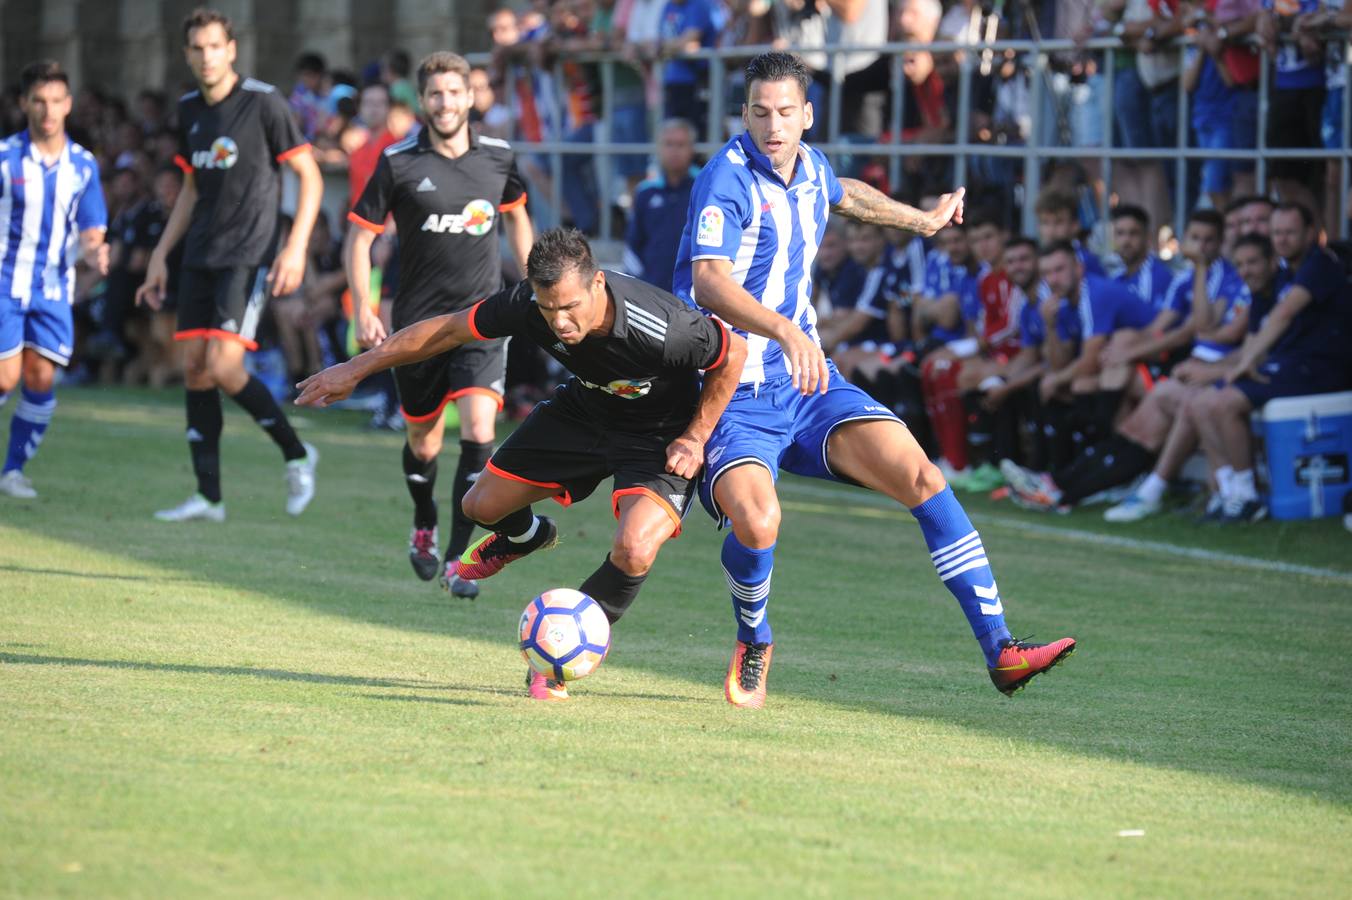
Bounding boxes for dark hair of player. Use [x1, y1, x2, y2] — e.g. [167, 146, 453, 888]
[1004, 236, 1039, 256]
[1186, 208, 1225, 234]
[1034, 188, 1077, 219]
[416, 51, 471, 94]
[527, 228, 598, 290]
[1110, 204, 1150, 228]
[1038, 239, 1078, 260]
[18, 60, 68, 97]
[182, 7, 235, 45]
[295, 53, 326, 75]
[744, 52, 812, 102]
[1230, 194, 1275, 214]
[1233, 233, 1275, 259]
[1272, 201, 1315, 228]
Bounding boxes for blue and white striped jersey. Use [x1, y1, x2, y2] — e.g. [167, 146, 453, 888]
[673, 133, 844, 383]
[0, 129, 106, 305]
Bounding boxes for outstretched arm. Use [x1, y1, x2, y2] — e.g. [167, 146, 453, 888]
[831, 178, 965, 236]
[295, 309, 477, 407]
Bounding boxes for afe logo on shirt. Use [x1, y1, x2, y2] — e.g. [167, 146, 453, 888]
[191, 136, 239, 170]
[421, 199, 496, 236]
[581, 378, 653, 399]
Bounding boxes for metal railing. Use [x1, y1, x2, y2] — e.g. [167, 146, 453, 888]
[473, 35, 1352, 242]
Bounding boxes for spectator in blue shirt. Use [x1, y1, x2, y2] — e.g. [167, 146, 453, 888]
[659, 0, 721, 140]
[1184, 202, 1352, 521]
[1105, 204, 1174, 311]
[625, 119, 698, 293]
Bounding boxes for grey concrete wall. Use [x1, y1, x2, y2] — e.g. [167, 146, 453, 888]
[2, 0, 500, 97]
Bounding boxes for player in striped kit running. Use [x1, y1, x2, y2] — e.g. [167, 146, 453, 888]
[0, 60, 109, 500]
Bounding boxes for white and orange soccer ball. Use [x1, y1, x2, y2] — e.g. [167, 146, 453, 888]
[518, 589, 611, 682]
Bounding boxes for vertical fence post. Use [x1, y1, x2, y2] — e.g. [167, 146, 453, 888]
[1102, 44, 1115, 229]
[600, 57, 614, 241]
[1257, 50, 1269, 195]
[552, 59, 564, 230]
[1023, 52, 1045, 237]
[829, 46, 843, 168]
[1175, 41, 1189, 241]
[955, 46, 971, 191]
[707, 53, 724, 147]
[1341, 46, 1351, 240]
[889, 51, 904, 192]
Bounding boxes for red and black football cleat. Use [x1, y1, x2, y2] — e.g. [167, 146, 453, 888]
[989, 636, 1076, 696]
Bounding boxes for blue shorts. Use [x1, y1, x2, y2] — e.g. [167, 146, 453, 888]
[698, 361, 901, 526]
[0, 296, 75, 366]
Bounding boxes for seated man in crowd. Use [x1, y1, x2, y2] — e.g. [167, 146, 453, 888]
[811, 220, 865, 320]
[820, 222, 905, 383]
[1003, 228, 1258, 517]
[1036, 187, 1105, 279]
[1184, 202, 1352, 522]
[1105, 204, 1174, 312]
[1033, 240, 1157, 468]
[624, 119, 698, 293]
[912, 222, 982, 352]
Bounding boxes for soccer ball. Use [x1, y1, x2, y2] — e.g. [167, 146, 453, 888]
[518, 589, 611, 682]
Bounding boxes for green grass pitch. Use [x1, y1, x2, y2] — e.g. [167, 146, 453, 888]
[2, 387, 1350, 897]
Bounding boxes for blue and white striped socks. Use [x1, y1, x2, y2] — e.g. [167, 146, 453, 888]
[722, 532, 774, 645]
[4, 386, 56, 474]
[910, 486, 1011, 666]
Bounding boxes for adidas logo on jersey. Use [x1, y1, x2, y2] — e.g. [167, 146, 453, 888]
[416, 177, 437, 192]
[552, 342, 568, 354]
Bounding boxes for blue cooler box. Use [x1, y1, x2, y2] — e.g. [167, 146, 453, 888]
[1261, 391, 1352, 520]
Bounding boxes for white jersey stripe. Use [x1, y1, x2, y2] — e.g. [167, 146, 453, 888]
[13, 156, 44, 302]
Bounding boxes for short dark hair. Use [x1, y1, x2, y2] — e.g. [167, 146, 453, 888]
[1110, 204, 1149, 228]
[527, 228, 597, 289]
[1273, 201, 1315, 228]
[1233, 194, 1275, 212]
[416, 51, 470, 94]
[1004, 236, 1039, 256]
[1039, 239, 1079, 260]
[183, 7, 234, 45]
[1035, 188, 1077, 219]
[295, 52, 327, 75]
[744, 52, 812, 102]
[19, 60, 68, 97]
[1186, 208, 1225, 234]
[966, 206, 1005, 233]
[1233, 233, 1275, 259]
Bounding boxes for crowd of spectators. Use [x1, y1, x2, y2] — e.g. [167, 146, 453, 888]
[3, 0, 1349, 521]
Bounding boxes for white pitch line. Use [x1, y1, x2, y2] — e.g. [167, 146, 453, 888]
[775, 479, 1352, 586]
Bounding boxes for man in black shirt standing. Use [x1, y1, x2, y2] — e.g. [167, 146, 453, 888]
[136, 7, 324, 523]
[345, 51, 534, 596]
[297, 229, 746, 701]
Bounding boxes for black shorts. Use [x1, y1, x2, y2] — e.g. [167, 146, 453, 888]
[1266, 86, 1325, 182]
[176, 265, 269, 349]
[486, 391, 695, 536]
[395, 340, 507, 423]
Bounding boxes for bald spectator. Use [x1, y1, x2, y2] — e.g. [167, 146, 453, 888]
[625, 119, 698, 292]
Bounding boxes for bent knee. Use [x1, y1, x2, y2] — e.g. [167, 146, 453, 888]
[908, 460, 948, 504]
[729, 502, 781, 548]
[611, 535, 660, 576]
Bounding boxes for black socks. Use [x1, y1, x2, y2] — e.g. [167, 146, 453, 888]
[229, 376, 306, 461]
[403, 442, 438, 530]
[448, 440, 494, 559]
[580, 554, 649, 624]
[186, 389, 223, 503]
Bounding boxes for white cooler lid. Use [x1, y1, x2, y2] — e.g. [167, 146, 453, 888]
[1262, 391, 1352, 422]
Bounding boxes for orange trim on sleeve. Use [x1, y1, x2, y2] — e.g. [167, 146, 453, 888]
[705, 323, 730, 371]
[497, 193, 528, 213]
[400, 386, 504, 425]
[276, 142, 312, 163]
[173, 154, 193, 174]
[173, 328, 259, 351]
[612, 486, 683, 538]
[466, 300, 488, 341]
[484, 459, 573, 507]
[347, 210, 385, 234]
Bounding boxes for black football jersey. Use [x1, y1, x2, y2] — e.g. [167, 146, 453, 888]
[469, 271, 731, 435]
[175, 76, 308, 268]
[350, 130, 527, 331]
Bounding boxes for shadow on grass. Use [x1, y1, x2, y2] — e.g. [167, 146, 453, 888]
[361, 693, 489, 707]
[9, 385, 1351, 811]
[0, 564, 202, 583]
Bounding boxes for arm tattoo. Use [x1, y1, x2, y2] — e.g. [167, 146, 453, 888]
[833, 177, 934, 234]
